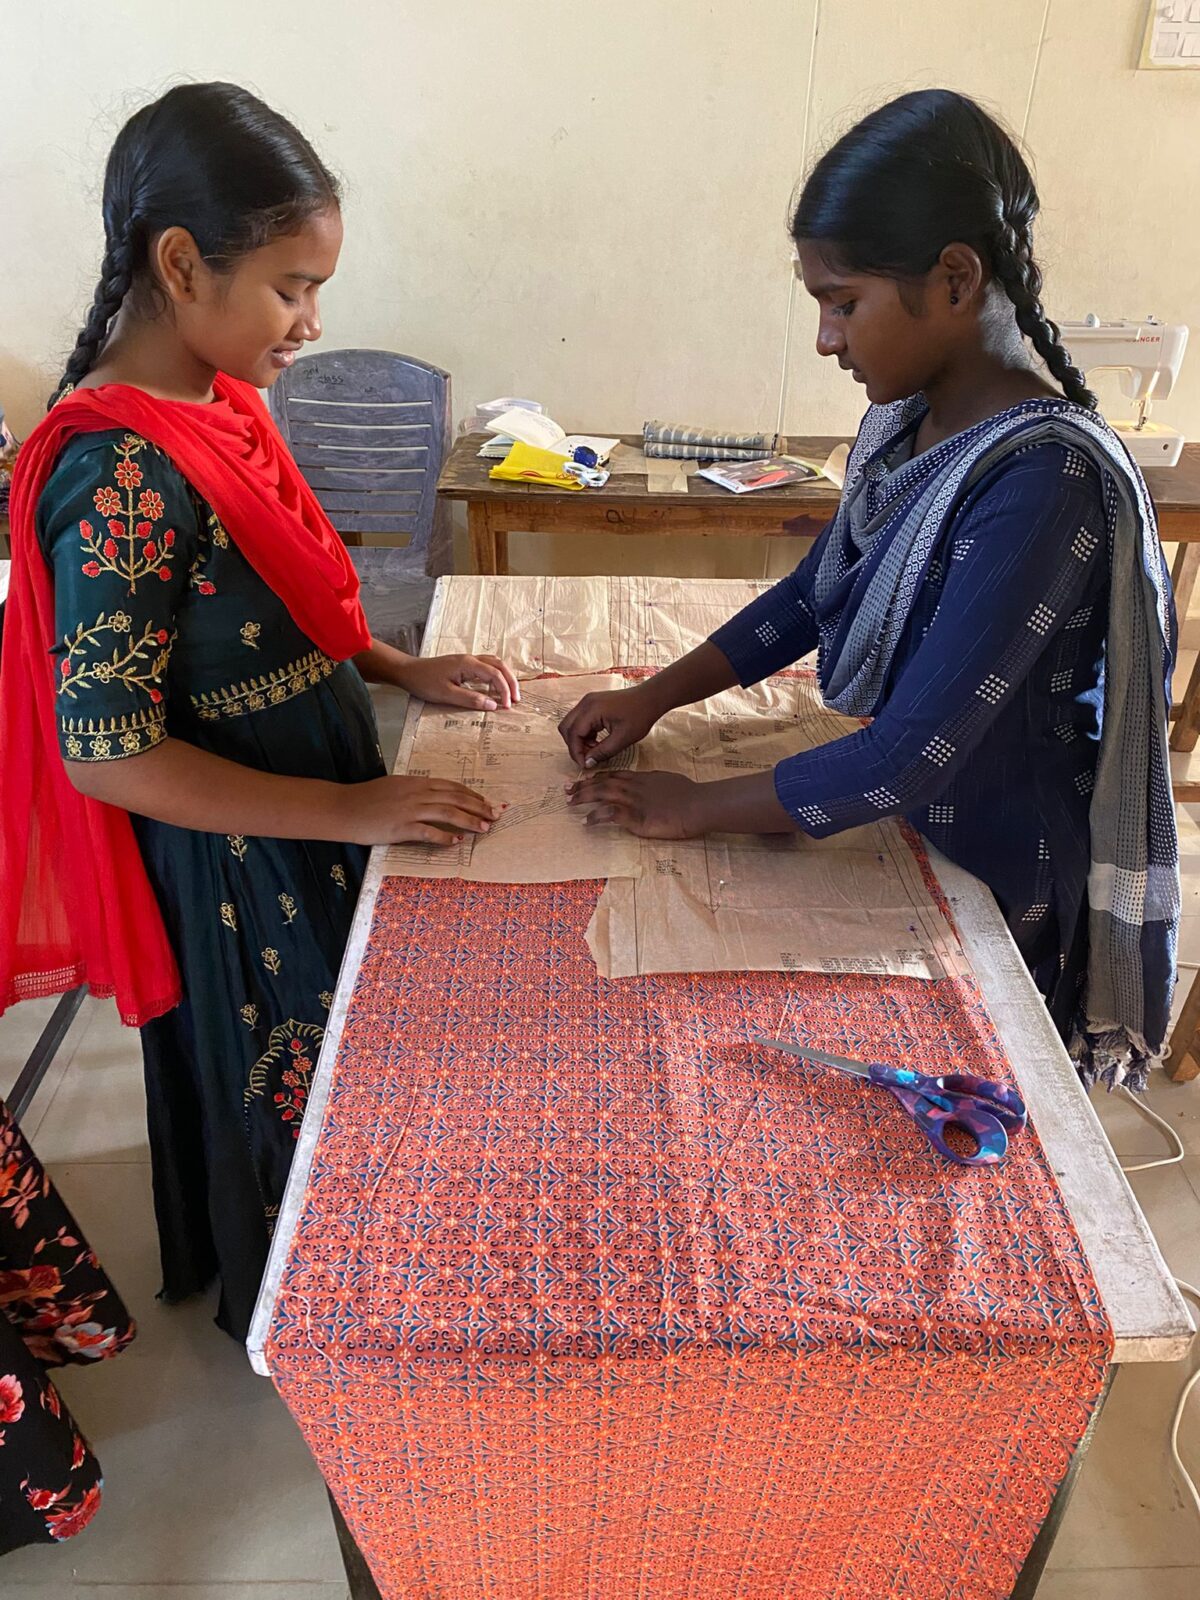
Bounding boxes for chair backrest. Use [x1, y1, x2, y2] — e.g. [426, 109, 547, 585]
[268, 349, 452, 573]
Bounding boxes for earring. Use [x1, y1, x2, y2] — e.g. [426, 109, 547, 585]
[949, 293, 960, 305]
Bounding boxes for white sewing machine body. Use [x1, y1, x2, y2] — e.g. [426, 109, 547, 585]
[1059, 316, 1189, 468]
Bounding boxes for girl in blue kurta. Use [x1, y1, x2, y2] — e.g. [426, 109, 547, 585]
[562, 91, 1178, 1089]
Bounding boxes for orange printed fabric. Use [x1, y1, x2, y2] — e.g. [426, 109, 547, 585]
[265, 876, 1111, 1600]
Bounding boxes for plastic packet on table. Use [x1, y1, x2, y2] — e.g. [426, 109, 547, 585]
[459, 397, 545, 434]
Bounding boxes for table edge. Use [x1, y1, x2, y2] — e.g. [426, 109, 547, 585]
[929, 847, 1195, 1363]
[247, 581, 451, 1375]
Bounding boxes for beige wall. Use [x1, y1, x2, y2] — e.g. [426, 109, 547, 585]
[2, 0, 1197, 578]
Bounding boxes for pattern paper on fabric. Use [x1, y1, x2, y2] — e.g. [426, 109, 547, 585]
[394, 584, 966, 979]
[422, 574, 771, 679]
[584, 674, 969, 981]
[386, 674, 641, 884]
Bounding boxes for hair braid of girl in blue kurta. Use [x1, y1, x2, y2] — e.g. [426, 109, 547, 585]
[793, 87, 1098, 411]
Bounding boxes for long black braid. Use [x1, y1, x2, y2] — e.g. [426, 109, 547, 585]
[792, 88, 1098, 411]
[988, 213, 1097, 410]
[53, 230, 138, 403]
[50, 82, 340, 408]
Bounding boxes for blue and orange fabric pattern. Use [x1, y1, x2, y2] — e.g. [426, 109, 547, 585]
[266, 873, 1111, 1600]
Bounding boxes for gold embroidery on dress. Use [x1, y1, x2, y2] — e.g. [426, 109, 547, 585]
[60, 704, 165, 735]
[58, 613, 171, 709]
[227, 835, 248, 861]
[185, 509, 223, 597]
[220, 903, 237, 931]
[262, 947, 282, 975]
[188, 549, 216, 596]
[240, 1003, 259, 1028]
[79, 437, 181, 595]
[60, 706, 167, 762]
[278, 893, 298, 925]
[330, 864, 348, 890]
[319, 991, 333, 1009]
[191, 648, 337, 721]
[240, 621, 261, 649]
[245, 1019, 323, 1103]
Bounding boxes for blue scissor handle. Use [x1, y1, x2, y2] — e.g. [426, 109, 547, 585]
[870, 1060, 1013, 1165]
[870, 1063, 1026, 1130]
[882, 1080, 1010, 1165]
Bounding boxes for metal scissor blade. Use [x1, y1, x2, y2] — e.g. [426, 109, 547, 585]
[752, 1037, 870, 1079]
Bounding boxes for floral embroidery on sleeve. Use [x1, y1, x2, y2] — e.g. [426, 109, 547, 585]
[49, 433, 196, 762]
[58, 613, 171, 706]
[78, 437, 180, 595]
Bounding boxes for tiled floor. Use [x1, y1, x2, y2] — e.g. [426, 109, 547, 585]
[2, 689, 1199, 1597]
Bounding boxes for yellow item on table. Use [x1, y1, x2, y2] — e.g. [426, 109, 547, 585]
[488, 440, 585, 489]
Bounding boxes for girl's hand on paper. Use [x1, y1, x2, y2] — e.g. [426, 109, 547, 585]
[340, 776, 498, 847]
[402, 653, 521, 712]
[558, 684, 661, 768]
[566, 770, 702, 840]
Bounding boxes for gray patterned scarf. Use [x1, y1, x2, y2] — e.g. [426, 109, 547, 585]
[817, 397, 1179, 1090]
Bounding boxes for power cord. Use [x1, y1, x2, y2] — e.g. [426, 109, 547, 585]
[1116, 1087, 1199, 1517]
[1118, 1087, 1187, 1172]
[1171, 1281, 1200, 1519]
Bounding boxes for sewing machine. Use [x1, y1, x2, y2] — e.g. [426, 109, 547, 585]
[1059, 316, 1189, 467]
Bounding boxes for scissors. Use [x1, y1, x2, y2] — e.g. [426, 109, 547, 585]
[752, 1038, 1027, 1167]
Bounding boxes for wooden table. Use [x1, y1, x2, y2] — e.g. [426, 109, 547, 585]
[439, 432, 1200, 578]
[1161, 443, 1200, 762]
[250, 575, 1193, 1599]
[438, 433, 848, 576]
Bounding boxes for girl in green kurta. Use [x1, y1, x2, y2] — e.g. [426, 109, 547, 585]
[15, 84, 516, 1341]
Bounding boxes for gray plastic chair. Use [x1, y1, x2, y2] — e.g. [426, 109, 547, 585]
[268, 349, 453, 653]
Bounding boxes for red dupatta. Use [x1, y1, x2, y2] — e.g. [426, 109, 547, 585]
[0, 375, 370, 1025]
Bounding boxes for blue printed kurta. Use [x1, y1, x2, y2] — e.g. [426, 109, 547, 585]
[710, 405, 1110, 1032]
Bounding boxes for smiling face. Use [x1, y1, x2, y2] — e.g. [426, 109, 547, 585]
[152, 205, 343, 388]
[794, 239, 959, 406]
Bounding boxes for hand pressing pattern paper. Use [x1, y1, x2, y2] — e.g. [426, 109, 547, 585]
[385, 674, 643, 884]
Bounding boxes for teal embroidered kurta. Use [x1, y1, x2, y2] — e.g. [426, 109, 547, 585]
[38, 428, 386, 1339]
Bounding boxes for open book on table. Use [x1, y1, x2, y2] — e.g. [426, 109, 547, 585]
[479, 408, 619, 463]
